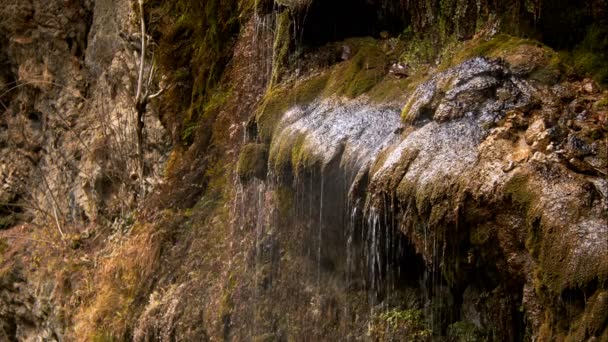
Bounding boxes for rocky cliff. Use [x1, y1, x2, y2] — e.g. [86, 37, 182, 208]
[1, 0, 607, 341]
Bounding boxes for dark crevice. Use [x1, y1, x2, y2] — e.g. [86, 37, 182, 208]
[296, 0, 409, 46]
[538, 0, 605, 50]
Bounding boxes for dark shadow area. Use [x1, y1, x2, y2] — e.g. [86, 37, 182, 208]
[296, 0, 409, 46]
[538, 0, 608, 84]
[538, 0, 605, 50]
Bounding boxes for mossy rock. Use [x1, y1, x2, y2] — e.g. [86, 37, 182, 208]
[448, 321, 485, 342]
[443, 34, 567, 84]
[560, 23, 608, 86]
[269, 10, 292, 88]
[268, 131, 323, 179]
[256, 37, 392, 141]
[256, 73, 330, 141]
[323, 37, 388, 98]
[237, 143, 268, 181]
[503, 173, 536, 210]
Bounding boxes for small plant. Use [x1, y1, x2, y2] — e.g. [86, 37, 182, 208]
[448, 321, 487, 342]
[369, 308, 432, 341]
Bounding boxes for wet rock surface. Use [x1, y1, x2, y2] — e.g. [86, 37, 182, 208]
[0, 0, 607, 341]
[260, 55, 607, 340]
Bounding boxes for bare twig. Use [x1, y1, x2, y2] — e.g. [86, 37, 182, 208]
[148, 84, 169, 99]
[52, 204, 65, 238]
[135, 0, 146, 105]
[133, 0, 169, 199]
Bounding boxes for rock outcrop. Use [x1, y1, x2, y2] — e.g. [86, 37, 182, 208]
[1, 0, 606, 341]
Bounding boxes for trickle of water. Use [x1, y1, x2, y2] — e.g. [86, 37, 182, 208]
[316, 172, 324, 289]
[250, 178, 270, 337]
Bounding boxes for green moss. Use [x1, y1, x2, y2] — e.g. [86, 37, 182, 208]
[401, 96, 416, 121]
[369, 308, 431, 341]
[269, 10, 292, 88]
[268, 131, 320, 178]
[0, 238, 7, 263]
[503, 174, 535, 210]
[448, 321, 485, 342]
[470, 224, 493, 246]
[220, 273, 237, 321]
[560, 23, 608, 85]
[324, 38, 387, 98]
[528, 52, 564, 84]
[237, 143, 268, 181]
[503, 174, 546, 259]
[92, 333, 117, 342]
[367, 76, 411, 104]
[448, 34, 531, 62]
[181, 88, 232, 146]
[398, 36, 439, 72]
[275, 186, 294, 217]
[150, 0, 241, 147]
[256, 73, 329, 141]
[594, 97, 608, 110]
[181, 121, 198, 146]
[204, 158, 231, 206]
[444, 34, 564, 82]
[252, 333, 276, 342]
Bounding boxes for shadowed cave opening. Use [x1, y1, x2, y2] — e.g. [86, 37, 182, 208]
[295, 0, 409, 46]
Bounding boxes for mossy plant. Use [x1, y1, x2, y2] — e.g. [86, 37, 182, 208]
[560, 23, 608, 85]
[503, 174, 535, 210]
[92, 333, 117, 342]
[269, 10, 292, 88]
[369, 308, 431, 341]
[367, 77, 411, 105]
[448, 321, 485, 342]
[594, 97, 608, 110]
[275, 186, 294, 218]
[256, 73, 329, 141]
[149, 0, 241, 148]
[257, 37, 391, 142]
[503, 173, 544, 257]
[323, 38, 387, 98]
[0, 238, 7, 263]
[438, 34, 568, 85]
[237, 143, 268, 181]
[268, 130, 324, 180]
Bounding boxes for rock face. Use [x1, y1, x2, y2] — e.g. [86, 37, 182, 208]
[0, 0, 168, 228]
[1, 0, 168, 340]
[366, 57, 607, 338]
[1, 0, 607, 341]
[250, 54, 607, 340]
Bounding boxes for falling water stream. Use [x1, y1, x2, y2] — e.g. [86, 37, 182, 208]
[236, 10, 536, 339]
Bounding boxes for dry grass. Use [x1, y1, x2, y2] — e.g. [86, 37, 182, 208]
[71, 219, 167, 341]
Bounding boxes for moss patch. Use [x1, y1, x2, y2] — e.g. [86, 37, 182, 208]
[559, 23, 608, 85]
[256, 73, 329, 141]
[256, 37, 393, 142]
[237, 143, 268, 181]
[442, 34, 567, 84]
[323, 38, 388, 98]
[269, 10, 292, 88]
[267, 128, 326, 180]
[369, 308, 431, 341]
[148, 0, 242, 149]
[367, 76, 411, 105]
